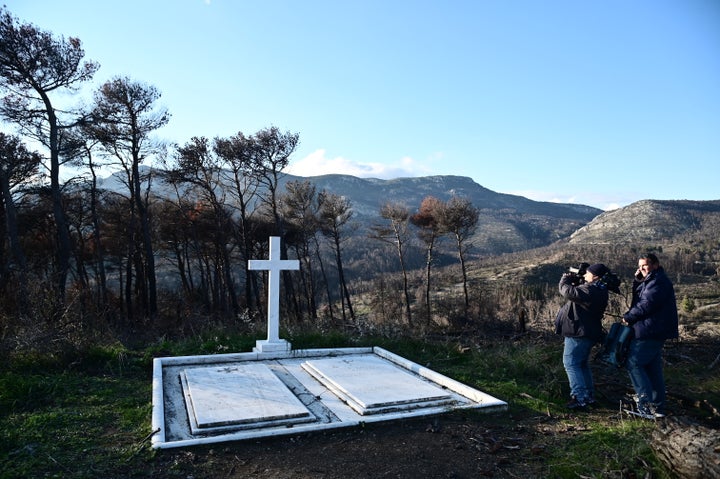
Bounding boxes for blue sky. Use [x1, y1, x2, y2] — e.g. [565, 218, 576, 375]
[5, 0, 720, 210]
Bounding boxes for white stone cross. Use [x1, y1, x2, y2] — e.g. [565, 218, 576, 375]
[248, 236, 299, 353]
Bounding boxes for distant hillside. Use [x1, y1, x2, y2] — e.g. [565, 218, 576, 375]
[98, 169, 602, 257]
[569, 199, 720, 245]
[280, 174, 602, 256]
[294, 174, 598, 218]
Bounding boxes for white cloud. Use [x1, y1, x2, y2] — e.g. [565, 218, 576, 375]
[601, 203, 621, 211]
[286, 149, 433, 179]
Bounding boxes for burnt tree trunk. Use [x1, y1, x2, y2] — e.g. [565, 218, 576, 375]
[650, 416, 720, 479]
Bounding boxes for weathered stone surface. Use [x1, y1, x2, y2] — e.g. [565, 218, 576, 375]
[302, 355, 455, 414]
[181, 364, 311, 432]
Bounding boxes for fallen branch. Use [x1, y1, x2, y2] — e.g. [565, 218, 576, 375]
[46, 453, 73, 474]
[125, 428, 161, 462]
[703, 399, 719, 417]
[709, 352, 720, 370]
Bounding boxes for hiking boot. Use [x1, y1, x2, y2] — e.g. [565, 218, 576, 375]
[633, 405, 656, 420]
[651, 407, 667, 419]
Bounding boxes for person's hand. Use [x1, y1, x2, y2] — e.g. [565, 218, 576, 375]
[634, 269, 644, 281]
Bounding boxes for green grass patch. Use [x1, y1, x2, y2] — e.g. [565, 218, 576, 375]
[0, 332, 684, 478]
[0, 371, 152, 479]
[546, 421, 670, 478]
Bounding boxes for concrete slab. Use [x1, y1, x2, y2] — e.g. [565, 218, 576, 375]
[181, 364, 313, 434]
[151, 347, 507, 449]
[302, 356, 455, 415]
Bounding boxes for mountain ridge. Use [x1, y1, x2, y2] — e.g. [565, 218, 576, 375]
[569, 199, 720, 245]
[99, 169, 720, 256]
[295, 174, 600, 220]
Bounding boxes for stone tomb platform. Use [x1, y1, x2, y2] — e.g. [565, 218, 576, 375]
[152, 346, 507, 449]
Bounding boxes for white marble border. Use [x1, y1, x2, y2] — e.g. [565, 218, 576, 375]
[151, 346, 507, 449]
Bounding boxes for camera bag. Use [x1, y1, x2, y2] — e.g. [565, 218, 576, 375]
[596, 322, 634, 367]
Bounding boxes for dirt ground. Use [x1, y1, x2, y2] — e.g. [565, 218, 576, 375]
[142, 340, 718, 479]
[149, 410, 550, 478]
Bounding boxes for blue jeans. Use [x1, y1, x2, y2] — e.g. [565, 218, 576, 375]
[563, 337, 595, 403]
[626, 339, 666, 412]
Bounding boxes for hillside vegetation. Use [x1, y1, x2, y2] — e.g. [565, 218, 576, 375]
[570, 199, 720, 246]
[2, 197, 720, 479]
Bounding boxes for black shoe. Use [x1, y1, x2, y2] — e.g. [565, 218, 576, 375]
[566, 397, 588, 410]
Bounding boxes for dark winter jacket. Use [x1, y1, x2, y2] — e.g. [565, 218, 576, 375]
[554, 275, 609, 342]
[623, 267, 679, 340]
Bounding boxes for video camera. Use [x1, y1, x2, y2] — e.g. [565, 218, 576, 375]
[566, 262, 590, 286]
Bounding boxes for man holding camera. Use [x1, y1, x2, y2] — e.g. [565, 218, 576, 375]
[622, 253, 679, 419]
[555, 263, 610, 409]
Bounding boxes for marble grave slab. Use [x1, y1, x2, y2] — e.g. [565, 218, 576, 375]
[181, 363, 313, 434]
[302, 355, 456, 415]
